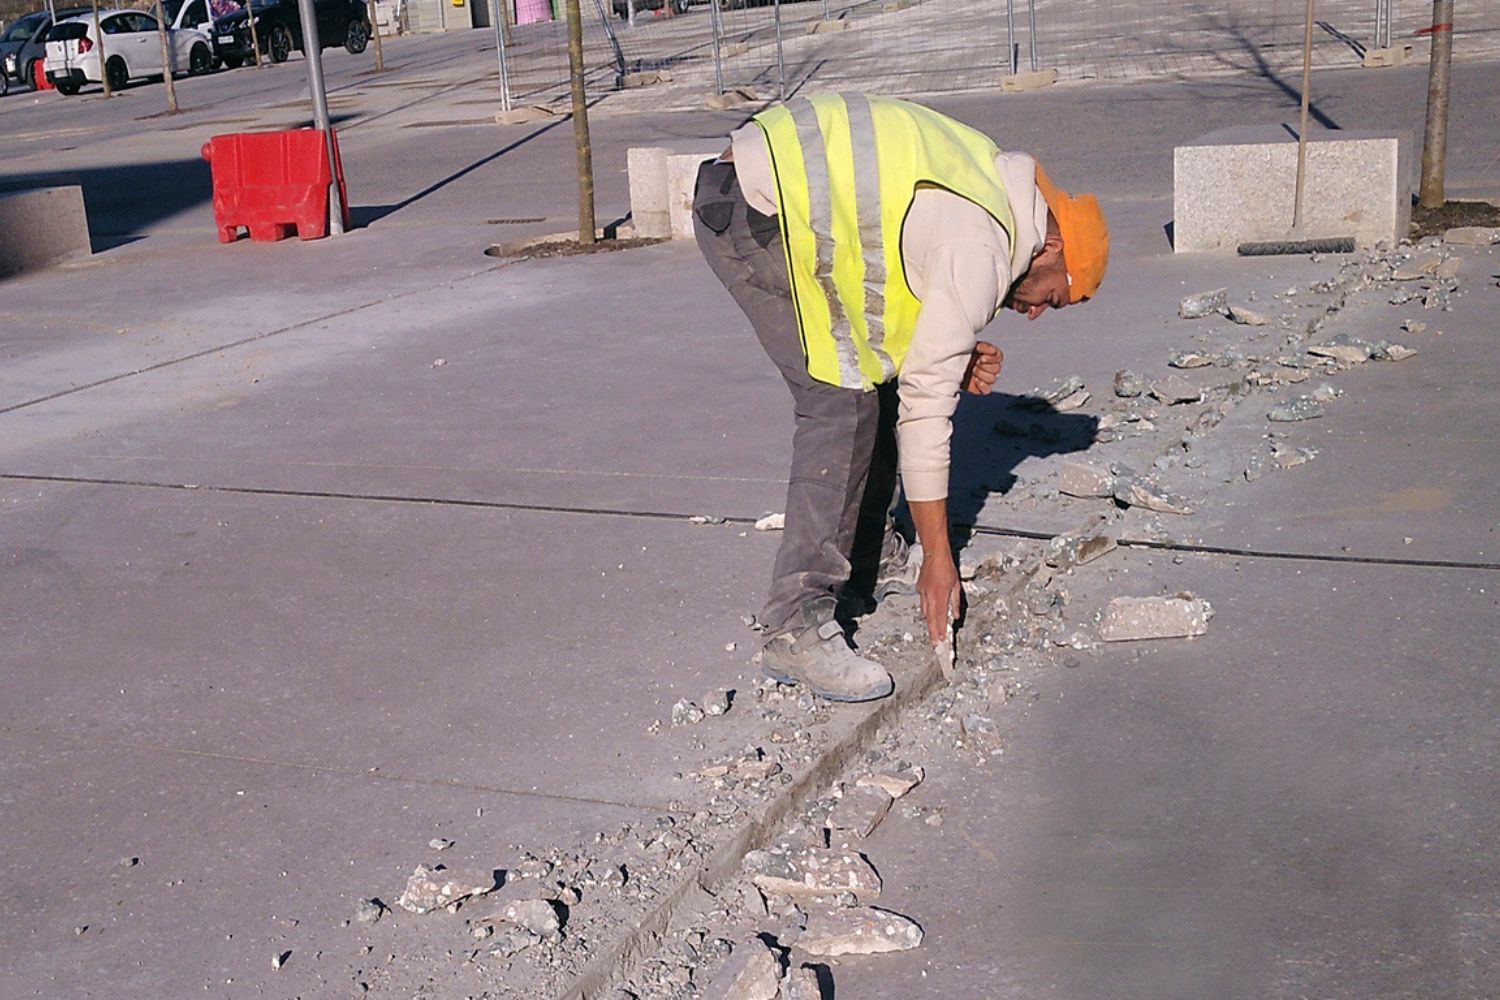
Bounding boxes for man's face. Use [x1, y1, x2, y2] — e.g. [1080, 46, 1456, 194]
[1007, 247, 1070, 320]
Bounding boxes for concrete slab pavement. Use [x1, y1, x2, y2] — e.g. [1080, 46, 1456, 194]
[831, 549, 1500, 1000]
[0, 729, 648, 999]
[3, 52, 1500, 1000]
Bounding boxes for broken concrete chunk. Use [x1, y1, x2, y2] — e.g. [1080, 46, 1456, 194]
[746, 846, 882, 902]
[1391, 253, 1442, 281]
[702, 937, 781, 1000]
[1056, 460, 1115, 499]
[1444, 226, 1500, 246]
[856, 767, 924, 800]
[396, 865, 494, 915]
[780, 966, 824, 1000]
[1370, 341, 1418, 362]
[799, 907, 924, 957]
[703, 689, 731, 716]
[1270, 442, 1317, 469]
[1267, 397, 1325, 422]
[488, 898, 562, 938]
[1401, 319, 1428, 335]
[753, 512, 785, 532]
[1226, 304, 1270, 326]
[1168, 350, 1214, 369]
[1045, 532, 1118, 568]
[1020, 374, 1086, 409]
[488, 926, 541, 959]
[1179, 288, 1227, 319]
[1148, 374, 1203, 405]
[353, 898, 386, 924]
[689, 514, 728, 525]
[1307, 335, 1372, 364]
[827, 785, 894, 839]
[1054, 389, 1091, 412]
[1112, 472, 1194, 516]
[672, 699, 705, 726]
[1113, 369, 1146, 398]
[1099, 593, 1214, 642]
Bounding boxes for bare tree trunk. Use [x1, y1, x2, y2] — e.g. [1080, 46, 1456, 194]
[366, 0, 384, 71]
[153, 0, 179, 112]
[1418, 0, 1454, 209]
[565, 0, 595, 244]
[92, 0, 110, 97]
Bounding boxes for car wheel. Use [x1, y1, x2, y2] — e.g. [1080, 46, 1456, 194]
[344, 18, 369, 54]
[105, 56, 129, 91]
[189, 43, 212, 75]
[221, 53, 243, 69]
[0, 70, 9, 98]
[269, 25, 292, 63]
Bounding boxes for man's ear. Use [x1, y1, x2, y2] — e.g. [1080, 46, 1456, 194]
[1043, 210, 1065, 253]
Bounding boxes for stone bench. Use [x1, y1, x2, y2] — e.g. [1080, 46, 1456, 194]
[626, 143, 726, 240]
[0, 185, 92, 277]
[1173, 126, 1412, 252]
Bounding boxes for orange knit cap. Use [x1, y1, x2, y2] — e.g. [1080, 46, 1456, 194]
[1033, 164, 1109, 304]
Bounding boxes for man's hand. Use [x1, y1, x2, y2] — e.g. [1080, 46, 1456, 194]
[916, 551, 962, 646]
[961, 341, 1003, 395]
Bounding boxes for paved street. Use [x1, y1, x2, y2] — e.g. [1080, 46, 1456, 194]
[1, 25, 1498, 1000]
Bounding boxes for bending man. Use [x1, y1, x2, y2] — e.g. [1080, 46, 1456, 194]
[694, 93, 1108, 702]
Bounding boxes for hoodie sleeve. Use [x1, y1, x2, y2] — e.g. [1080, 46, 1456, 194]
[895, 191, 1014, 502]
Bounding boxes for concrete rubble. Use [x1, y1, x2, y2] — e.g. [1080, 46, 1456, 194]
[745, 846, 882, 902]
[1444, 226, 1500, 245]
[1099, 593, 1215, 642]
[1178, 287, 1228, 318]
[827, 785, 894, 840]
[753, 512, 786, 532]
[1149, 373, 1203, 405]
[1111, 465, 1194, 515]
[701, 938, 780, 1000]
[395, 865, 495, 915]
[856, 767, 924, 799]
[1113, 369, 1147, 397]
[1056, 460, 1115, 499]
[1267, 396, 1325, 422]
[798, 907, 924, 957]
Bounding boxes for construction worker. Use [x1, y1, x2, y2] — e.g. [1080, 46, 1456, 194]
[695, 93, 1108, 702]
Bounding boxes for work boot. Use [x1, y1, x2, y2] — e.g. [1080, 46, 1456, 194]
[873, 537, 923, 600]
[759, 620, 894, 702]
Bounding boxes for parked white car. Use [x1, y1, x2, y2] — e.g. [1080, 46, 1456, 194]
[44, 8, 212, 94]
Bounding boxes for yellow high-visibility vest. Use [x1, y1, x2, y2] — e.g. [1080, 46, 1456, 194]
[753, 93, 1015, 390]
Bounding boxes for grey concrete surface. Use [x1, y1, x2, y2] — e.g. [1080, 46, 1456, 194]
[833, 551, 1500, 1000]
[1, 44, 1498, 1000]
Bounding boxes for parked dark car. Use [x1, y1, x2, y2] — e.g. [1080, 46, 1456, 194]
[211, 0, 369, 68]
[1, 6, 88, 94]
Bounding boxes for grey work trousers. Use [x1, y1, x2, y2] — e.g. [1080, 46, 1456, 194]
[693, 158, 900, 638]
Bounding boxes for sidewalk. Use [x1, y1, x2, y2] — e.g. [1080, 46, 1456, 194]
[2, 56, 1498, 1000]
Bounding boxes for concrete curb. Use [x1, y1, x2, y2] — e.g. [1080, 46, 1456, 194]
[554, 555, 1047, 1000]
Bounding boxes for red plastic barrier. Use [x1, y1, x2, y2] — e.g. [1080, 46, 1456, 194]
[33, 60, 54, 91]
[200, 129, 350, 243]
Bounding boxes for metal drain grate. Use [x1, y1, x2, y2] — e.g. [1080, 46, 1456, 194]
[487, 217, 547, 225]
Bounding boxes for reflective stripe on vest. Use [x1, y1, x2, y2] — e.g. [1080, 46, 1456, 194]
[755, 94, 1016, 390]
